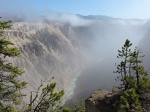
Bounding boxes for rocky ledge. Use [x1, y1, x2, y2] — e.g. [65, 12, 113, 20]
[85, 90, 150, 112]
[85, 90, 118, 112]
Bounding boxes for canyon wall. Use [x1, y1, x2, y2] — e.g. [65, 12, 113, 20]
[3, 15, 150, 104]
[4, 22, 86, 102]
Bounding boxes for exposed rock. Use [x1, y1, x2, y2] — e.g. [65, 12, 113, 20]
[3, 17, 150, 106]
[85, 90, 150, 112]
[4, 22, 86, 103]
[140, 93, 150, 112]
[85, 90, 118, 112]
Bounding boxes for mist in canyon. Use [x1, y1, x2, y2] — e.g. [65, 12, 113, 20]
[1, 12, 150, 107]
[63, 15, 150, 107]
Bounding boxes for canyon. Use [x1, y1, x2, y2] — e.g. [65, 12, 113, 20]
[2, 14, 150, 106]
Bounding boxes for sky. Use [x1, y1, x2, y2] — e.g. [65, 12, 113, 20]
[0, 0, 150, 19]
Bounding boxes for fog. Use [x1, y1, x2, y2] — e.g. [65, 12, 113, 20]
[61, 14, 150, 107]
[1, 12, 150, 107]
[1, 11, 94, 27]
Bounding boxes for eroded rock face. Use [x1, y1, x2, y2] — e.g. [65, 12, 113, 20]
[3, 16, 150, 105]
[85, 90, 150, 112]
[4, 22, 86, 102]
[85, 90, 118, 112]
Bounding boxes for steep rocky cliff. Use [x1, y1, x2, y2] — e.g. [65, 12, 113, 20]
[3, 15, 150, 105]
[4, 22, 86, 102]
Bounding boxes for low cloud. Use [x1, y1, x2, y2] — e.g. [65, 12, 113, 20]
[45, 13, 94, 27]
[1, 11, 94, 27]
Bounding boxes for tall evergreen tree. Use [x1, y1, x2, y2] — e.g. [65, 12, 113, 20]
[114, 39, 150, 112]
[114, 39, 133, 90]
[114, 39, 149, 92]
[0, 17, 27, 111]
[0, 17, 65, 112]
[131, 47, 149, 93]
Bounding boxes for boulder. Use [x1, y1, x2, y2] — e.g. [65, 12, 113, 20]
[85, 89, 118, 112]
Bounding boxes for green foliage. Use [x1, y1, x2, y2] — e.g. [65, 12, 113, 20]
[114, 39, 150, 112]
[63, 101, 85, 112]
[114, 88, 142, 112]
[114, 39, 150, 92]
[26, 81, 64, 112]
[0, 17, 12, 37]
[115, 39, 133, 90]
[0, 17, 27, 112]
[0, 105, 18, 112]
[0, 17, 65, 112]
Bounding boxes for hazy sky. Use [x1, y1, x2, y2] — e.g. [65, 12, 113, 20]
[1, 0, 150, 19]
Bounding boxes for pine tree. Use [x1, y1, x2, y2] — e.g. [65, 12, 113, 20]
[114, 88, 142, 112]
[131, 47, 149, 93]
[114, 39, 150, 112]
[114, 39, 133, 90]
[114, 39, 150, 92]
[26, 78, 64, 112]
[0, 17, 27, 111]
[0, 17, 65, 112]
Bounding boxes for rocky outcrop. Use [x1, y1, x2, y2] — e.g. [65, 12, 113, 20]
[85, 90, 118, 112]
[139, 93, 150, 112]
[85, 90, 150, 112]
